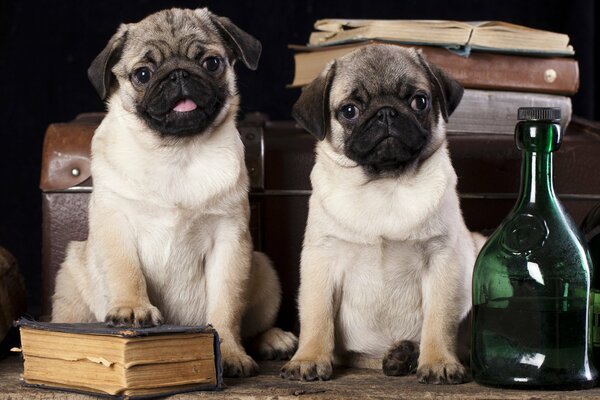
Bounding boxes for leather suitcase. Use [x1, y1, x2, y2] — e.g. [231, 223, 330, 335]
[40, 114, 600, 329]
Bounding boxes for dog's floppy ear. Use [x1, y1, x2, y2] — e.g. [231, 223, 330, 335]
[88, 24, 128, 101]
[292, 62, 337, 141]
[209, 14, 262, 70]
[415, 51, 463, 122]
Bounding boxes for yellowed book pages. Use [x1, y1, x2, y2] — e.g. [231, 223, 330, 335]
[20, 327, 214, 367]
[310, 19, 472, 47]
[308, 19, 573, 55]
[469, 21, 573, 53]
[290, 43, 372, 87]
[126, 359, 215, 388]
[24, 356, 216, 395]
[24, 356, 125, 395]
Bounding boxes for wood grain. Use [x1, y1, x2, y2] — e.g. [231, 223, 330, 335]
[3, 355, 600, 399]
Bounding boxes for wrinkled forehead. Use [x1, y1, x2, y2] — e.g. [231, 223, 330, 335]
[330, 46, 431, 105]
[121, 9, 225, 65]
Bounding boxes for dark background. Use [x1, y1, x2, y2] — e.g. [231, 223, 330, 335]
[0, 0, 598, 317]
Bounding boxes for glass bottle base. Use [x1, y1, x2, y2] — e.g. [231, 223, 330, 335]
[474, 373, 598, 391]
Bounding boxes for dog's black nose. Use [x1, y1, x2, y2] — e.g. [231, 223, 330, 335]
[169, 69, 190, 82]
[376, 107, 398, 124]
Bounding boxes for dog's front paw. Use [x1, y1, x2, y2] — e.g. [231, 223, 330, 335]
[280, 359, 332, 381]
[417, 360, 468, 384]
[222, 353, 259, 377]
[105, 304, 163, 328]
[383, 340, 419, 376]
[254, 327, 298, 360]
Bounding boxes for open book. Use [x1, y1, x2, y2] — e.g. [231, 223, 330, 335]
[309, 19, 574, 56]
[17, 318, 223, 398]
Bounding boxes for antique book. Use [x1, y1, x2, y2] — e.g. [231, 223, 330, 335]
[289, 41, 579, 95]
[448, 89, 572, 135]
[309, 19, 574, 56]
[17, 318, 223, 398]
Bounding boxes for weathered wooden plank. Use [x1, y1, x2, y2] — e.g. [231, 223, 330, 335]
[3, 355, 600, 399]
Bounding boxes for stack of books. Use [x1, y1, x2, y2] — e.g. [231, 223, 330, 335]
[290, 20, 577, 135]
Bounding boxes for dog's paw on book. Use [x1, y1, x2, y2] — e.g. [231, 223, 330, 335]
[16, 318, 223, 398]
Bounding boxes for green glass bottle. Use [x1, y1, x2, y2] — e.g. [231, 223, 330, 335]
[471, 107, 598, 389]
[581, 204, 600, 367]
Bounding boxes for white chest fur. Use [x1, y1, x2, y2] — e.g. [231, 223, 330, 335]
[332, 238, 427, 357]
[124, 204, 221, 325]
[91, 108, 248, 211]
[309, 141, 456, 244]
[88, 103, 249, 325]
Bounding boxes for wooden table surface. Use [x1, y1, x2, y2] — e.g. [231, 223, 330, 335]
[3, 354, 600, 399]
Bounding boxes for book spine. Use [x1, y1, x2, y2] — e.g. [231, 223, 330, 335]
[448, 89, 572, 135]
[422, 47, 579, 95]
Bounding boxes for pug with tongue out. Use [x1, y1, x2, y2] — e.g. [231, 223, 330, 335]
[51, 8, 297, 377]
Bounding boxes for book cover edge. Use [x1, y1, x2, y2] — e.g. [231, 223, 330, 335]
[16, 317, 216, 338]
[21, 379, 223, 399]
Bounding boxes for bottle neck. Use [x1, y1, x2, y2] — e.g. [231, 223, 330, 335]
[515, 148, 557, 207]
[514, 121, 561, 209]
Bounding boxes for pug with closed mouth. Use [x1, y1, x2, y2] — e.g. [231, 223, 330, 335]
[51, 8, 297, 377]
[280, 45, 485, 384]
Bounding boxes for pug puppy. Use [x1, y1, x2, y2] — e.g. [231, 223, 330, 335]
[51, 8, 297, 377]
[280, 45, 485, 384]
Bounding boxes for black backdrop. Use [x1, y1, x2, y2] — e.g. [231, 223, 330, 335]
[0, 0, 598, 316]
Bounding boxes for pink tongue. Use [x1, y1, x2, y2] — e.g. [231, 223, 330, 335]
[172, 99, 197, 112]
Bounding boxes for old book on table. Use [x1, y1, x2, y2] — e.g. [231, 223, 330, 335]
[309, 19, 574, 56]
[17, 318, 223, 398]
[449, 89, 572, 135]
[289, 41, 579, 95]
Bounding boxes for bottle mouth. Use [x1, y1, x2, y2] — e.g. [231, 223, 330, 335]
[515, 108, 562, 152]
[515, 121, 562, 152]
[517, 107, 561, 123]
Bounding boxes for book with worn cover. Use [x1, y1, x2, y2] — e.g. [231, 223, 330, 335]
[309, 19, 574, 56]
[17, 318, 223, 398]
[289, 41, 579, 95]
[449, 89, 572, 135]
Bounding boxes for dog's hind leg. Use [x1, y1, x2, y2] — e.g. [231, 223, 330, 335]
[51, 241, 96, 323]
[243, 251, 298, 360]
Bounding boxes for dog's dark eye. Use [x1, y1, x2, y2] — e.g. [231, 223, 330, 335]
[203, 57, 221, 72]
[133, 67, 151, 85]
[340, 104, 359, 120]
[410, 95, 428, 112]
